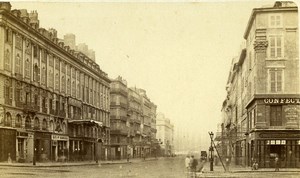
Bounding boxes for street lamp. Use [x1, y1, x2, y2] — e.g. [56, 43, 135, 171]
[208, 132, 214, 171]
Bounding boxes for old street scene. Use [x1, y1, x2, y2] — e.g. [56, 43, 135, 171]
[0, 1, 299, 178]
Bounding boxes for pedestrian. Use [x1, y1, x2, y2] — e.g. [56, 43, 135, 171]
[275, 156, 279, 172]
[225, 157, 230, 172]
[185, 155, 190, 171]
[190, 155, 198, 178]
[252, 158, 258, 170]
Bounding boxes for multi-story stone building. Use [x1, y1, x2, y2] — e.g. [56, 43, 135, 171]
[0, 2, 110, 163]
[110, 76, 158, 159]
[110, 76, 129, 160]
[156, 113, 174, 156]
[221, 1, 299, 168]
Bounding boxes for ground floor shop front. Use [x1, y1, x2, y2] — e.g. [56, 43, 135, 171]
[247, 131, 300, 168]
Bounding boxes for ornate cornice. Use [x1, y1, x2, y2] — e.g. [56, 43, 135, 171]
[253, 40, 268, 51]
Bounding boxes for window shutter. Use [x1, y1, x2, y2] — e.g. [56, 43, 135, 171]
[277, 70, 282, 92]
[270, 71, 276, 92]
[270, 37, 275, 58]
[276, 37, 282, 57]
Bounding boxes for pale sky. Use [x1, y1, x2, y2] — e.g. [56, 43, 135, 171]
[11, 0, 276, 149]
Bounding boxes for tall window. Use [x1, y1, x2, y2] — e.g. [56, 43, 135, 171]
[55, 73, 59, 90]
[269, 36, 283, 58]
[48, 69, 54, 88]
[25, 59, 30, 78]
[15, 54, 22, 74]
[269, 69, 283, 92]
[269, 14, 282, 27]
[67, 79, 71, 95]
[61, 76, 65, 92]
[72, 81, 76, 97]
[4, 49, 11, 71]
[41, 66, 46, 85]
[33, 64, 39, 82]
[270, 105, 282, 126]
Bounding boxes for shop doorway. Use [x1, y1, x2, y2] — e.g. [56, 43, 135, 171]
[270, 145, 285, 168]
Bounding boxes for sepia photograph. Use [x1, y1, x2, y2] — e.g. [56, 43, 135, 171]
[0, 0, 299, 177]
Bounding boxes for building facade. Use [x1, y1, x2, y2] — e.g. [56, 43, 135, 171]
[156, 113, 174, 156]
[110, 76, 129, 160]
[0, 2, 110, 163]
[220, 1, 299, 168]
[110, 77, 158, 160]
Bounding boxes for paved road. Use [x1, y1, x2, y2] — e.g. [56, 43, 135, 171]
[0, 157, 185, 178]
[1, 157, 300, 178]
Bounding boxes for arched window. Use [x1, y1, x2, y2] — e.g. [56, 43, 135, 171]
[4, 112, 12, 127]
[42, 119, 47, 131]
[15, 114, 22, 128]
[49, 120, 54, 132]
[34, 117, 40, 130]
[25, 116, 31, 129]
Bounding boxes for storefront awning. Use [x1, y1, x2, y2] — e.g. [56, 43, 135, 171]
[68, 120, 103, 127]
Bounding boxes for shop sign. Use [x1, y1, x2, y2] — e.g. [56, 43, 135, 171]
[260, 133, 300, 138]
[51, 135, 69, 141]
[263, 98, 300, 104]
[284, 107, 298, 121]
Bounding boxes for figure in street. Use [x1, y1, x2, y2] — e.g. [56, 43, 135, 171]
[275, 155, 280, 172]
[185, 155, 190, 177]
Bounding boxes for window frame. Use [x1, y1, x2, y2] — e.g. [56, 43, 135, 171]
[267, 68, 284, 93]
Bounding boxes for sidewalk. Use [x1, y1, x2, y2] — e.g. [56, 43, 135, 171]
[0, 157, 160, 167]
[201, 162, 300, 173]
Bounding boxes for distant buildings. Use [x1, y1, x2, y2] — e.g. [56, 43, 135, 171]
[110, 76, 158, 160]
[156, 113, 174, 156]
[219, 1, 299, 168]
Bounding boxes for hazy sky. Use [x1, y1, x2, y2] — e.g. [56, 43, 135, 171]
[11, 0, 275, 148]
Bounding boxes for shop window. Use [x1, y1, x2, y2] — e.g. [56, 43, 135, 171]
[270, 105, 282, 126]
[15, 114, 22, 128]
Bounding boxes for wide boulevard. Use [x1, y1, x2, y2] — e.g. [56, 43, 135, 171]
[0, 156, 300, 178]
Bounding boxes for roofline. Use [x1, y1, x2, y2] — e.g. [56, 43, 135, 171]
[243, 6, 298, 39]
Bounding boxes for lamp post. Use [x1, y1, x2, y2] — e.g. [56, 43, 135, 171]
[209, 132, 214, 171]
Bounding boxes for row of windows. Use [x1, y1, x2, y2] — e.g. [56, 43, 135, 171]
[3, 29, 110, 109]
[248, 105, 295, 128]
[0, 112, 67, 134]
